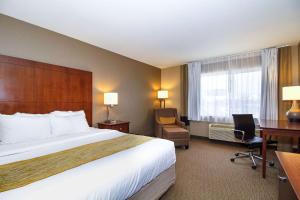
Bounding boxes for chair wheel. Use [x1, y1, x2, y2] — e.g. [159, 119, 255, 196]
[269, 162, 275, 167]
[230, 158, 235, 162]
[235, 153, 239, 156]
[252, 165, 257, 169]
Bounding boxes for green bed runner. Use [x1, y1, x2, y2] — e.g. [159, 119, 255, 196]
[0, 134, 152, 192]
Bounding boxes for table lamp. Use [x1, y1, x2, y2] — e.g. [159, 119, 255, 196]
[104, 92, 118, 123]
[282, 86, 300, 122]
[157, 90, 168, 108]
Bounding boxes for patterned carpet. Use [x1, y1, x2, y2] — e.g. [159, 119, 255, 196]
[161, 138, 278, 200]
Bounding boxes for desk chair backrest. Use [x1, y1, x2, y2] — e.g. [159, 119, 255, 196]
[232, 114, 256, 140]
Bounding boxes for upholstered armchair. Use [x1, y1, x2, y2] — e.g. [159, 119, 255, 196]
[154, 108, 190, 149]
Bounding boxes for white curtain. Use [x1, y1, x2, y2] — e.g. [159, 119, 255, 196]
[260, 48, 278, 120]
[188, 62, 201, 120]
[188, 51, 262, 122]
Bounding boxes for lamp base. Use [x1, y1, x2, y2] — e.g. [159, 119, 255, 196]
[287, 111, 300, 123]
[159, 99, 166, 109]
[286, 100, 300, 123]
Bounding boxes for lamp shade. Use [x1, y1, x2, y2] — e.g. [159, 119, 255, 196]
[157, 90, 168, 99]
[104, 92, 118, 105]
[282, 86, 300, 100]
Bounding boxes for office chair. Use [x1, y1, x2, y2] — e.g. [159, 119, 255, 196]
[230, 114, 275, 169]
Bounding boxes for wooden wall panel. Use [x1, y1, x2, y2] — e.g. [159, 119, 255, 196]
[298, 43, 300, 84]
[35, 66, 67, 103]
[0, 55, 93, 125]
[278, 46, 293, 121]
[0, 63, 34, 102]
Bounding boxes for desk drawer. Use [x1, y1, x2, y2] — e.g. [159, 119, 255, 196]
[98, 123, 129, 133]
[116, 123, 129, 133]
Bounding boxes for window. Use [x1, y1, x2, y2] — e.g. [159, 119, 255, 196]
[200, 67, 261, 122]
[188, 52, 262, 122]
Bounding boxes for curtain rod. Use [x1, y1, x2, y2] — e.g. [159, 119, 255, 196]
[186, 43, 292, 65]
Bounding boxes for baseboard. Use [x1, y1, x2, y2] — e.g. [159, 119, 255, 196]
[190, 135, 209, 140]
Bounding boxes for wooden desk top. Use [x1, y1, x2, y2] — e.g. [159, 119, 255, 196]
[276, 151, 300, 199]
[260, 120, 300, 131]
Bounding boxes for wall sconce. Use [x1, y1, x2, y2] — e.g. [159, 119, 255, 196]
[157, 90, 168, 109]
[104, 92, 118, 123]
[282, 86, 300, 122]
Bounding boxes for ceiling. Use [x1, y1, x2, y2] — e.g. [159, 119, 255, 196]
[0, 0, 300, 68]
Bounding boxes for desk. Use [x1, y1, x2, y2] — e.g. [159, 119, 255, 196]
[260, 120, 300, 178]
[276, 151, 300, 200]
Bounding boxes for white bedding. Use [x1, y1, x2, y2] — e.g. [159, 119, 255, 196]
[0, 128, 176, 200]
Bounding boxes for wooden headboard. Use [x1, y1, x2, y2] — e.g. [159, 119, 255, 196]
[0, 55, 93, 125]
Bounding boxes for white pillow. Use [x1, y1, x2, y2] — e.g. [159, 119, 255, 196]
[15, 112, 49, 117]
[0, 114, 51, 144]
[51, 110, 85, 117]
[50, 112, 89, 136]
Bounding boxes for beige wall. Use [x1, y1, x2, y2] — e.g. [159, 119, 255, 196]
[161, 66, 182, 114]
[0, 14, 161, 136]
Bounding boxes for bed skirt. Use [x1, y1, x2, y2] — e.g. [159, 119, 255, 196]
[128, 164, 175, 200]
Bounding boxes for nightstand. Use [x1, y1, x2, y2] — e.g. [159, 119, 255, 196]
[98, 121, 130, 133]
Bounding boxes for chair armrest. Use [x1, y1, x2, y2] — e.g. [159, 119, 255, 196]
[176, 118, 186, 128]
[232, 129, 245, 142]
[154, 119, 164, 138]
[155, 119, 164, 126]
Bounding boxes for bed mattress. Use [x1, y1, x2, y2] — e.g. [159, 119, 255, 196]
[0, 128, 176, 200]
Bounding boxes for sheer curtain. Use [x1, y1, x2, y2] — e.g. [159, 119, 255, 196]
[188, 51, 262, 122]
[260, 48, 278, 120]
[188, 62, 201, 120]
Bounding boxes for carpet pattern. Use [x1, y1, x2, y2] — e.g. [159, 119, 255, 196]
[161, 138, 278, 200]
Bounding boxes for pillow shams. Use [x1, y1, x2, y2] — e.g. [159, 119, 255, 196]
[15, 112, 48, 116]
[50, 113, 89, 136]
[0, 115, 51, 144]
[51, 110, 85, 117]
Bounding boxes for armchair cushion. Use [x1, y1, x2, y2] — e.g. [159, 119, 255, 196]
[163, 127, 189, 139]
[159, 117, 176, 125]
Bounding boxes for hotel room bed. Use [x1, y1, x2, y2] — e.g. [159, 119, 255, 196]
[0, 128, 176, 200]
[0, 55, 175, 200]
